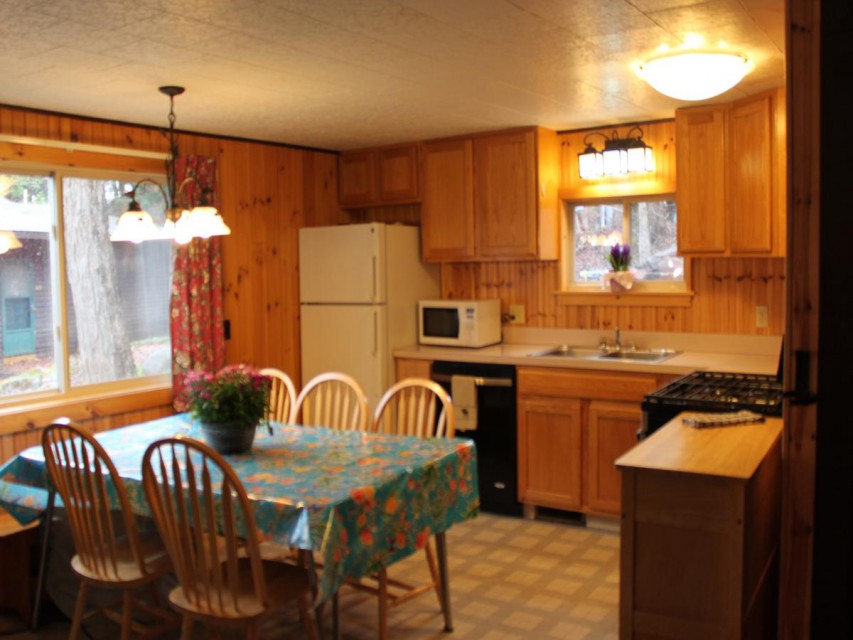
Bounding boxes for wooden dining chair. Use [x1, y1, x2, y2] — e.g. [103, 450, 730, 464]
[290, 372, 369, 431]
[41, 418, 175, 640]
[349, 378, 455, 639]
[260, 367, 298, 424]
[141, 436, 320, 640]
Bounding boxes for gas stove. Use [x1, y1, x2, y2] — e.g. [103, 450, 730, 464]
[640, 371, 783, 438]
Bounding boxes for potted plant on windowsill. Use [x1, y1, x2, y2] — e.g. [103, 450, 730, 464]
[602, 243, 634, 293]
[183, 365, 272, 454]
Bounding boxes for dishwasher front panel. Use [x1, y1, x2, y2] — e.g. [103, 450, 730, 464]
[432, 361, 523, 517]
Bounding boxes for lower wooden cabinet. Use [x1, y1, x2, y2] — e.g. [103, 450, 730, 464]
[517, 367, 657, 516]
[585, 401, 642, 514]
[517, 396, 582, 510]
[394, 357, 432, 383]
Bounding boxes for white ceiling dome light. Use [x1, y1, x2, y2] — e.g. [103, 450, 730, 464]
[636, 36, 753, 101]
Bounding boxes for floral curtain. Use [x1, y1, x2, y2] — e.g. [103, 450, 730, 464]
[170, 155, 226, 410]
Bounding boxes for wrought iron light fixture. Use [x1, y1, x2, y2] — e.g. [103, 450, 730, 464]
[636, 37, 752, 101]
[111, 86, 231, 244]
[577, 127, 654, 180]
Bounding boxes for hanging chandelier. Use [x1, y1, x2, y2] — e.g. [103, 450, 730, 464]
[111, 86, 230, 244]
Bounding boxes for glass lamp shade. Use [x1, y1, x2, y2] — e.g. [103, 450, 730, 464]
[602, 147, 627, 176]
[578, 146, 603, 180]
[638, 50, 751, 101]
[0, 230, 23, 255]
[110, 209, 161, 243]
[187, 206, 232, 239]
[626, 144, 655, 173]
[172, 210, 194, 245]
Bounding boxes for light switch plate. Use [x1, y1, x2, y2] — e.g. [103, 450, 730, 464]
[509, 304, 526, 325]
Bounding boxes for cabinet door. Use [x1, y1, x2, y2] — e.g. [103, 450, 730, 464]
[728, 94, 773, 254]
[474, 130, 538, 259]
[394, 358, 432, 382]
[421, 138, 476, 261]
[585, 401, 643, 515]
[518, 395, 582, 510]
[338, 150, 376, 207]
[676, 106, 727, 254]
[378, 145, 419, 203]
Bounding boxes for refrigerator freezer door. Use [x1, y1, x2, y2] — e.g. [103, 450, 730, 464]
[300, 304, 387, 410]
[299, 223, 386, 304]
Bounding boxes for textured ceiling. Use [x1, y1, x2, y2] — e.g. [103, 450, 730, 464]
[0, 0, 785, 151]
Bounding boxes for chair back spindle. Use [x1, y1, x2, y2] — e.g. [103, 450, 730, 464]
[291, 372, 369, 431]
[259, 368, 297, 425]
[373, 378, 455, 438]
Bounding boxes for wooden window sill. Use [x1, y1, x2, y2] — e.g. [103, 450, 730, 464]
[556, 289, 695, 307]
[0, 382, 173, 435]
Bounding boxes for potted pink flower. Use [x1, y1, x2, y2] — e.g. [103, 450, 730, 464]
[183, 365, 271, 454]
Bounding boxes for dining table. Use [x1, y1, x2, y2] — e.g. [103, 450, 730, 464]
[0, 413, 480, 633]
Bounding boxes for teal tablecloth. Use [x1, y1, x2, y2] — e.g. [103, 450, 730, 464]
[0, 414, 479, 600]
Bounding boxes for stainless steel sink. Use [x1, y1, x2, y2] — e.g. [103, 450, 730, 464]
[527, 345, 603, 359]
[598, 348, 680, 363]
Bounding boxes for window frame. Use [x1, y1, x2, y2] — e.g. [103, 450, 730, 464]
[559, 193, 692, 304]
[0, 159, 172, 410]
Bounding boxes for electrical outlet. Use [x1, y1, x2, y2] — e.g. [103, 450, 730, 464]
[509, 304, 526, 325]
[756, 305, 769, 328]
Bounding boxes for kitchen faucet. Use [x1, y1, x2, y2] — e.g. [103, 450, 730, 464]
[599, 326, 623, 353]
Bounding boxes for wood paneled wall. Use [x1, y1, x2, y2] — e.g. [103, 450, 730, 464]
[0, 404, 173, 464]
[441, 257, 785, 335]
[0, 105, 338, 457]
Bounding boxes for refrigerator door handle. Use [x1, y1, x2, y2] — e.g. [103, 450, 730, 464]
[373, 310, 379, 356]
[372, 256, 377, 301]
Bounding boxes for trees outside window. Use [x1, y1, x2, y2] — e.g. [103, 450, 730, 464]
[0, 170, 171, 400]
[564, 196, 685, 291]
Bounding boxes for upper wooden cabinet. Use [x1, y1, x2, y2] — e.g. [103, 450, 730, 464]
[420, 138, 476, 260]
[421, 127, 559, 262]
[676, 89, 786, 256]
[338, 144, 420, 208]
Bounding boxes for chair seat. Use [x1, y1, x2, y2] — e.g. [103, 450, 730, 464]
[168, 558, 313, 623]
[70, 530, 171, 586]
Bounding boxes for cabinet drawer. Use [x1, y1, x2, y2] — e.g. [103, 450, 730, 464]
[518, 367, 659, 403]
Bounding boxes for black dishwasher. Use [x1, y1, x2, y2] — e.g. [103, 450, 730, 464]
[431, 361, 523, 517]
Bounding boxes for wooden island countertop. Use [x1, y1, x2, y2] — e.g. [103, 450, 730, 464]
[615, 415, 783, 479]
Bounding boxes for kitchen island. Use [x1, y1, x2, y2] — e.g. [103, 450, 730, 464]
[616, 415, 783, 639]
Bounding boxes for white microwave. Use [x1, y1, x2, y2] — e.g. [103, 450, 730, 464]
[418, 299, 502, 348]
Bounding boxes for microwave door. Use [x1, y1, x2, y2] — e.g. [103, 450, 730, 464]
[422, 307, 460, 342]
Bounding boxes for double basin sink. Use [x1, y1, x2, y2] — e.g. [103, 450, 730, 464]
[527, 344, 680, 363]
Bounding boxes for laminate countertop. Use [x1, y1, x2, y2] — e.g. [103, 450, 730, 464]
[395, 338, 779, 377]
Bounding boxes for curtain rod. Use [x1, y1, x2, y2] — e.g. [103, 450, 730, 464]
[0, 134, 169, 160]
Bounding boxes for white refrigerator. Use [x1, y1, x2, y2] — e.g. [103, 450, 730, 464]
[298, 223, 440, 409]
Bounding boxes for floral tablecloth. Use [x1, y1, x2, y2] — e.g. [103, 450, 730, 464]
[0, 414, 479, 600]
